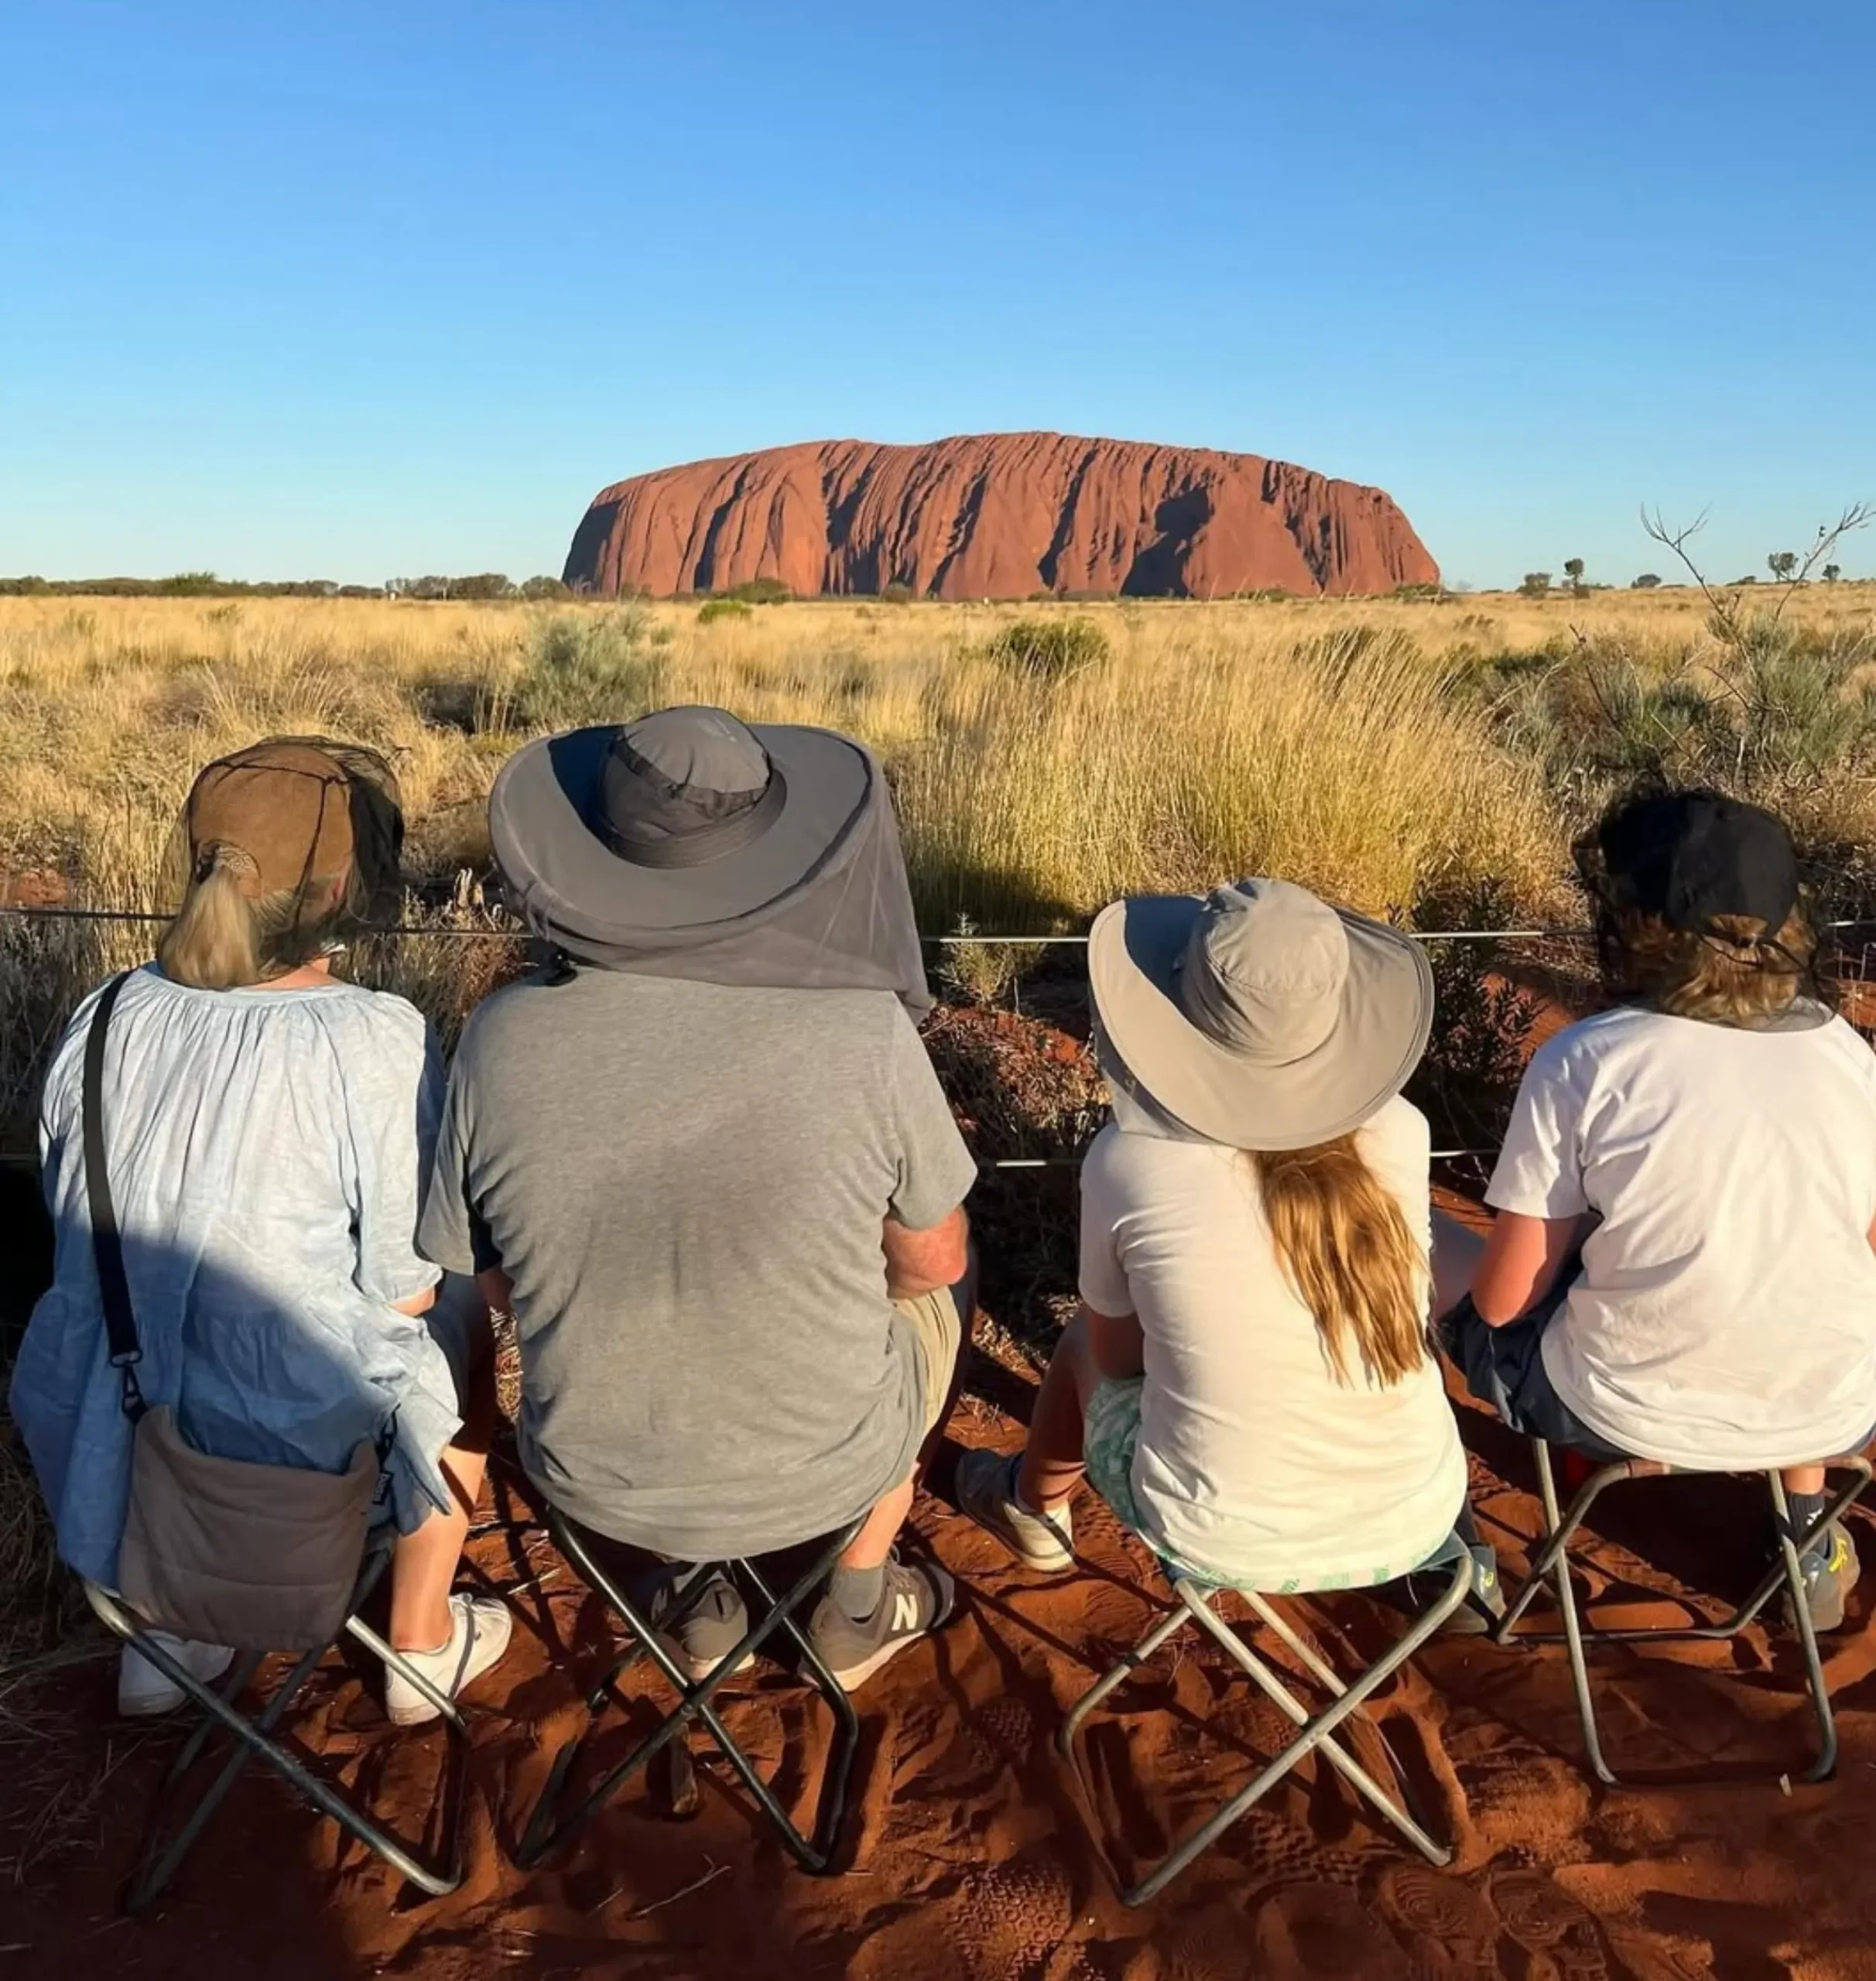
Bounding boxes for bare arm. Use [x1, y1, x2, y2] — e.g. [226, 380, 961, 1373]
[882, 1204, 970, 1299]
[392, 1285, 437, 1319]
[476, 1266, 515, 1317]
[1083, 1302, 1145, 1380]
[1471, 1209, 1593, 1326]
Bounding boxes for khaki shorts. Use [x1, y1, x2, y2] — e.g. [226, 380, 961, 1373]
[894, 1281, 968, 1436]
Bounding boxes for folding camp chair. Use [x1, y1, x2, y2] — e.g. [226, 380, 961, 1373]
[1493, 1439, 1874, 1786]
[514, 1509, 863, 1873]
[83, 1524, 468, 1914]
[1060, 1549, 1474, 1907]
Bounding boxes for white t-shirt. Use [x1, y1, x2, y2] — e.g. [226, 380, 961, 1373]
[1487, 1003, 1876, 1469]
[1077, 1098, 1468, 1591]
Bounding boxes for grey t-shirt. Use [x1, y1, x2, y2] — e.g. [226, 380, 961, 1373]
[418, 969, 977, 1559]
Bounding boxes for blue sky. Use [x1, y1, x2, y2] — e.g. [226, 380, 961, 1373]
[2, 1, 1871, 589]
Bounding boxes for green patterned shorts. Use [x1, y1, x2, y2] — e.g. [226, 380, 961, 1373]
[1081, 1377, 1465, 1596]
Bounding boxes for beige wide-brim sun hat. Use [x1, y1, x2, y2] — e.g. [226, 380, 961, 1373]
[1088, 878, 1435, 1151]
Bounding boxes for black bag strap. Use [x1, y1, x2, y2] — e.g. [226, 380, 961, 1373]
[81, 971, 145, 1422]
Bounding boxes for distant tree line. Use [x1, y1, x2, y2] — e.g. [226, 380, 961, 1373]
[0, 571, 584, 600]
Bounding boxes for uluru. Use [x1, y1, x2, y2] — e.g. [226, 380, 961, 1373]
[563, 432, 1439, 600]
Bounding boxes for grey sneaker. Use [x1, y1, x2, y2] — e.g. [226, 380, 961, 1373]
[645, 1566, 754, 1683]
[955, 1448, 1075, 1572]
[807, 1554, 956, 1693]
[1788, 1524, 1861, 1634]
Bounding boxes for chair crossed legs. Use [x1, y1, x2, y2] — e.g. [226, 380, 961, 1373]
[1494, 1439, 1874, 1785]
[84, 1526, 468, 1913]
[1060, 1549, 1474, 1907]
[515, 1509, 862, 1873]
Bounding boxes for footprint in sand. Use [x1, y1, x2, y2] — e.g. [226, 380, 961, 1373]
[1254, 1883, 1413, 1980]
[1488, 1870, 1620, 1981]
[1374, 1863, 1504, 1976]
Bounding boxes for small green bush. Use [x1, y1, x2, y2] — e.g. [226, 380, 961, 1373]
[981, 616, 1111, 679]
[728, 577, 792, 605]
[516, 604, 671, 728]
[879, 583, 918, 604]
[697, 597, 753, 625]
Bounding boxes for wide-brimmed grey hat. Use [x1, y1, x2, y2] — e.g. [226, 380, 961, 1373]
[488, 705, 932, 1011]
[1088, 878, 1433, 1150]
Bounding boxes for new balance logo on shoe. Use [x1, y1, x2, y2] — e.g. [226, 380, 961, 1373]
[892, 1591, 920, 1634]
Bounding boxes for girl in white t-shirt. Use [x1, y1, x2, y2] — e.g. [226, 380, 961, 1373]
[959, 878, 1492, 1616]
[1444, 788, 1876, 1630]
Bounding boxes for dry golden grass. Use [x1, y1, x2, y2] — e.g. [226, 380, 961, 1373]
[0, 590, 1578, 908]
[2, 580, 1872, 1150]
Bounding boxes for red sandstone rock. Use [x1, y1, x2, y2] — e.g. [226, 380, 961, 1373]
[563, 432, 1438, 600]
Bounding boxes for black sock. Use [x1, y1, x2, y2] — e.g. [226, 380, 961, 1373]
[1784, 1490, 1830, 1552]
[830, 1562, 885, 1622]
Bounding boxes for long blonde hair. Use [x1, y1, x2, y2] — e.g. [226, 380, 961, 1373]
[1247, 1135, 1428, 1387]
[156, 844, 336, 990]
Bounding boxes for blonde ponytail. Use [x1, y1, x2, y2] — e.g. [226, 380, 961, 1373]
[1248, 1136, 1429, 1388]
[157, 849, 265, 990]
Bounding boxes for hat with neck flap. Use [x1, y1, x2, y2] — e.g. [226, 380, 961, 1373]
[488, 705, 931, 1014]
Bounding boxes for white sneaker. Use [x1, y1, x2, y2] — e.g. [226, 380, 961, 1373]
[118, 1634, 237, 1718]
[955, 1448, 1076, 1571]
[384, 1594, 513, 1726]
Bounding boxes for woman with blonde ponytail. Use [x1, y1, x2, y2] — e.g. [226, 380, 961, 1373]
[960, 878, 1494, 1620]
[11, 740, 513, 1723]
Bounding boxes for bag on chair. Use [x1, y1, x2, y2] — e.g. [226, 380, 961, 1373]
[86, 973, 382, 1652]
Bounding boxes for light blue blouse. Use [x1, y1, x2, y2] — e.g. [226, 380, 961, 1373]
[9, 965, 463, 1587]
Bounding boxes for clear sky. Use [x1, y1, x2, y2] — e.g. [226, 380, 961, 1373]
[3, 0, 1871, 590]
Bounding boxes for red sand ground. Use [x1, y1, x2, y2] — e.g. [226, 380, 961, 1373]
[8, 982, 1876, 1977]
[5, 1366, 1876, 1981]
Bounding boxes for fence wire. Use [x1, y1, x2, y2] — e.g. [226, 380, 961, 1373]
[5, 902, 1874, 1183]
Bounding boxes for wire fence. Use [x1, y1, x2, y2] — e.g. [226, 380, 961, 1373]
[4, 898, 1874, 1181]
[9, 902, 1876, 941]
[0, 902, 1587, 942]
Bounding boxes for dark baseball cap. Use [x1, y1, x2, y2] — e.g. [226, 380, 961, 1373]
[1594, 789, 1799, 936]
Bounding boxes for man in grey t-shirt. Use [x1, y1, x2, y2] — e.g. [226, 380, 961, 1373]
[419, 707, 977, 1690]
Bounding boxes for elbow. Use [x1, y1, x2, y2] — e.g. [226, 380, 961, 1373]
[885, 1209, 971, 1299]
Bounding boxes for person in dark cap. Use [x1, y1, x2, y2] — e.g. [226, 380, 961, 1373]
[1440, 786, 1876, 1628]
[418, 707, 976, 1689]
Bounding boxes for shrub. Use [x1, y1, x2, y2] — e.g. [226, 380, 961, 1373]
[1631, 573, 1662, 589]
[515, 604, 670, 729]
[981, 616, 1111, 679]
[1477, 612, 1876, 872]
[697, 597, 753, 625]
[879, 583, 918, 604]
[1518, 573, 1552, 598]
[728, 577, 792, 606]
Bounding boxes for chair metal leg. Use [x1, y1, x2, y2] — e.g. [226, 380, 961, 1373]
[1491, 1442, 1872, 1787]
[1056, 1604, 1190, 1763]
[84, 1547, 467, 1911]
[514, 1519, 862, 1874]
[1060, 1557, 1470, 1907]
